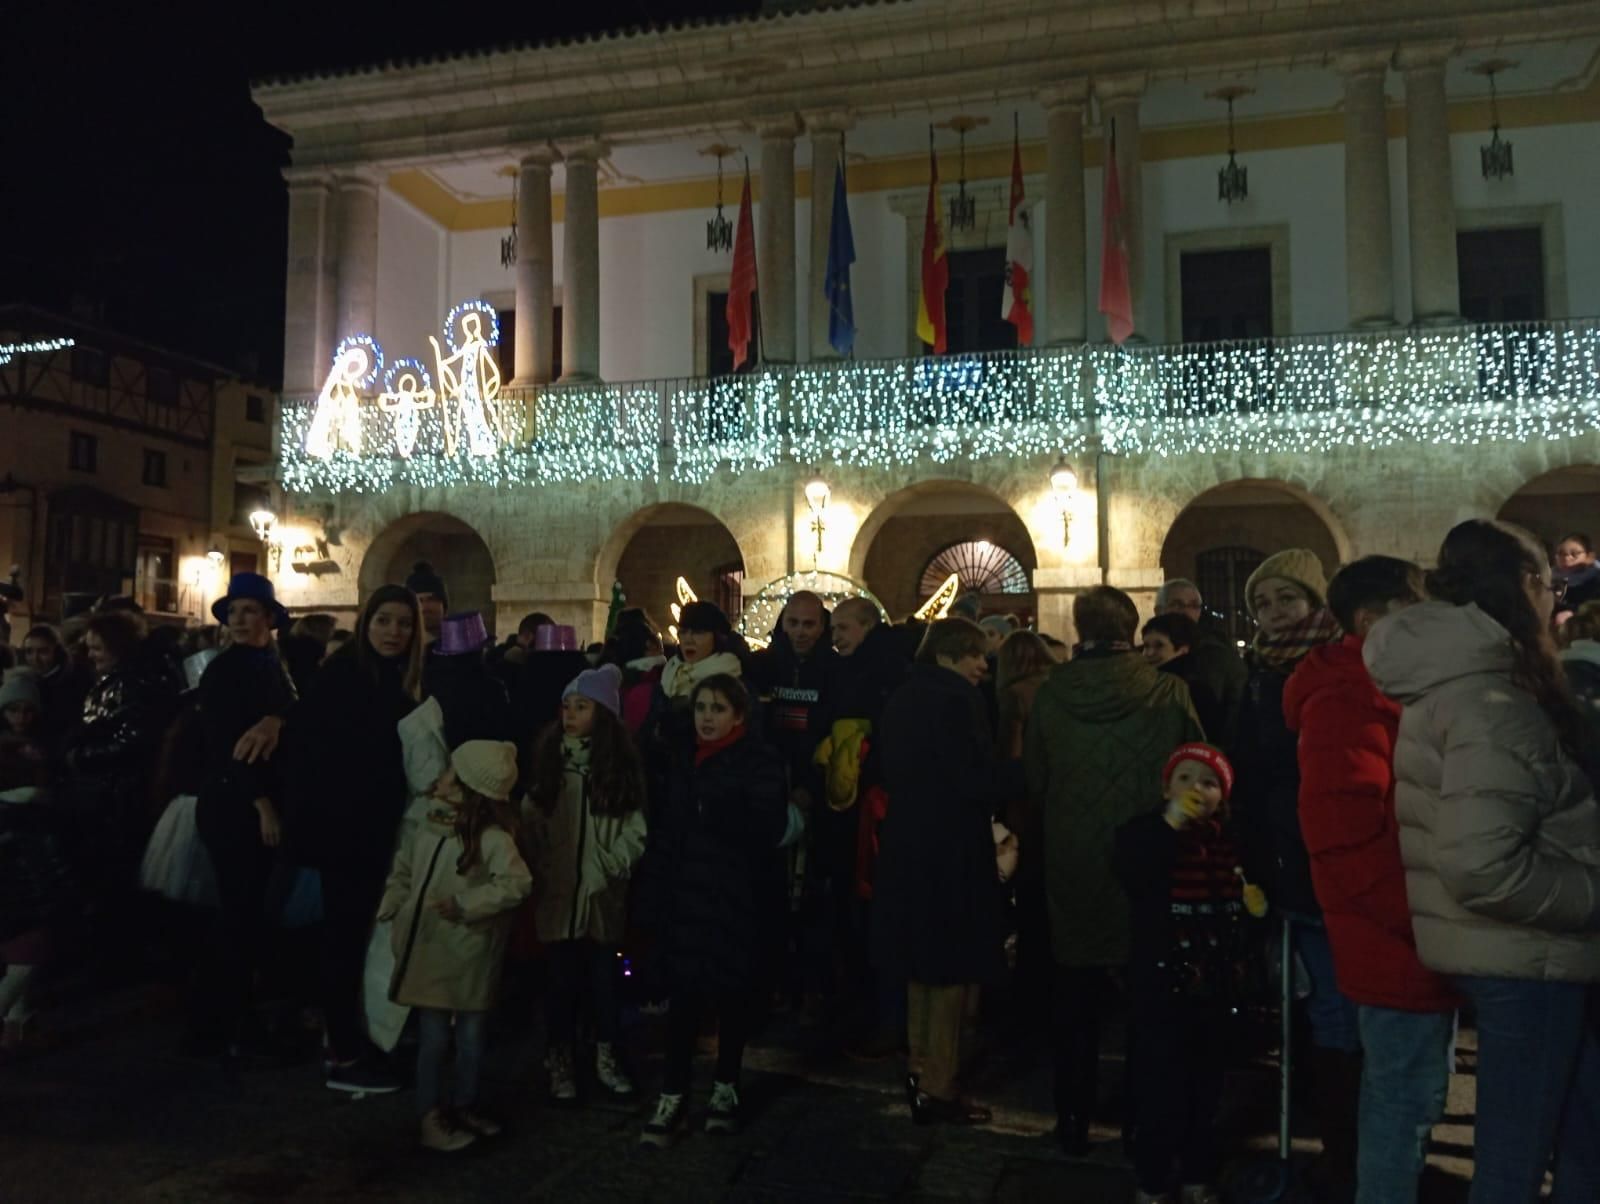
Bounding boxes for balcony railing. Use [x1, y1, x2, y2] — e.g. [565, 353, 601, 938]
[274, 319, 1600, 494]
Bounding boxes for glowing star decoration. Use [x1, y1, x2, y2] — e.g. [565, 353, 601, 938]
[377, 359, 436, 459]
[666, 576, 698, 644]
[430, 301, 506, 459]
[914, 573, 962, 622]
[305, 336, 382, 460]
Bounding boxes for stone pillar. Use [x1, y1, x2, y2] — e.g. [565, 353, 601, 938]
[557, 140, 607, 381]
[1097, 76, 1146, 340]
[282, 170, 334, 395]
[333, 171, 381, 345]
[1399, 45, 1461, 325]
[757, 116, 801, 364]
[1042, 81, 1089, 345]
[1338, 51, 1397, 328]
[804, 110, 852, 361]
[512, 147, 556, 386]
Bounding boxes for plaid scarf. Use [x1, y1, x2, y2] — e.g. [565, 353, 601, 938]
[1251, 607, 1342, 673]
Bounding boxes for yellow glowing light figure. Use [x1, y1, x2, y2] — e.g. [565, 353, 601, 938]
[429, 312, 505, 458]
[666, 575, 699, 644]
[914, 573, 962, 622]
[305, 343, 374, 460]
[377, 366, 437, 460]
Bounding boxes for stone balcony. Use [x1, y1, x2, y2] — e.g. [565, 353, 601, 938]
[272, 319, 1600, 495]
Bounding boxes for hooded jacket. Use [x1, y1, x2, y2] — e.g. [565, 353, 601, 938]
[380, 810, 533, 1012]
[1365, 602, 1600, 982]
[1283, 635, 1457, 1011]
[526, 735, 647, 944]
[1025, 651, 1202, 968]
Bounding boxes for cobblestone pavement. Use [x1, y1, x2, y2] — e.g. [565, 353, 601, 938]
[0, 988, 1474, 1203]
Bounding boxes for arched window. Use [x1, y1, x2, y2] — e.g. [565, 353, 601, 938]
[919, 540, 1030, 597]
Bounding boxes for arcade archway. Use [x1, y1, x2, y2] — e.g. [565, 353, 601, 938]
[608, 503, 745, 628]
[1496, 465, 1600, 555]
[359, 512, 498, 634]
[1160, 480, 1343, 643]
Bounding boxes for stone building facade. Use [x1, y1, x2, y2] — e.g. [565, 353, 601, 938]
[0, 306, 274, 633]
[249, 1, 1600, 643]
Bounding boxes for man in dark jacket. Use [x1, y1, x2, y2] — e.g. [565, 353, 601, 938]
[1158, 579, 1246, 746]
[1025, 586, 1201, 1154]
[750, 592, 839, 1010]
[1284, 556, 1455, 1203]
[812, 597, 909, 1047]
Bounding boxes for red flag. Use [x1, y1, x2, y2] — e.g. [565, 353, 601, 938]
[1002, 128, 1034, 346]
[915, 136, 949, 354]
[726, 163, 758, 370]
[1098, 126, 1135, 345]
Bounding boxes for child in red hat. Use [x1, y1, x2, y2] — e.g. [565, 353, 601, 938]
[1113, 742, 1267, 1204]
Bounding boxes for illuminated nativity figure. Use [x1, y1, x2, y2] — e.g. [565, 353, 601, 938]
[429, 304, 507, 459]
[305, 336, 382, 460]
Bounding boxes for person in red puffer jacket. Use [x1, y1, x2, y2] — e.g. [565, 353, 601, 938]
[1284, 556, 1459, 1204]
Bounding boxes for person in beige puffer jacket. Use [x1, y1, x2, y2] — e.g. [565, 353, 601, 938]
[1364, 520, 1600, 1204]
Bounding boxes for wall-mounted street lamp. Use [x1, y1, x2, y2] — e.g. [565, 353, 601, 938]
[249, 508, 281, 573]
[804, 474, 831, 568]
[1049, 459, 1077, 546]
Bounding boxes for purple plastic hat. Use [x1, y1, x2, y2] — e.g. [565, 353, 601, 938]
[434, 611, 492, 656]
[534, 623, 578, 652]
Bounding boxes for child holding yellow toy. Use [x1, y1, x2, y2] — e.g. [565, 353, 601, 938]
[1114, 743, 1267, 1204]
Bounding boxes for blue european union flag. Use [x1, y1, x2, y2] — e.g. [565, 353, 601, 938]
[825, 162, 856, 357]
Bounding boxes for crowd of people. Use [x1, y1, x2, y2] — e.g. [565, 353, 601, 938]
[2, 524, 1600, 1202]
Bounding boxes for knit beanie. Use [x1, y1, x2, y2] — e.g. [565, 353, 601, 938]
[1245, 548, 1328, 617]
[0, 669, 41, 712]
[450, 740, 518, 802]
[405, 560, 449, 604]
[562, 663, 623, 717]
[1163, 742, 1235, 802]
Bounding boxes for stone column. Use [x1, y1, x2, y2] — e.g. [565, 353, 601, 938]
[557, 140, 607, 381]
[1338, 51, 1397, 328]
[333, 170, 381, 345]
[1042, 81, 1089, 345]
[512, 147, 556, 386]
[1399, 45, 1461, 325]
[1096, 76, 1146, 340]
[804, 110, 852, 361]
[757, 116, 801, 363]
[281, 170, 334, 395]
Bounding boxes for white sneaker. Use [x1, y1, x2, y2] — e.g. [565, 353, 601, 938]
[595, 1041, 635, 1096]
[545, 1044, 578, 1102]
[640, 1092, 685, 1147]
[705, 1080, 741, 1135]
[420, 1107, 477, 1153]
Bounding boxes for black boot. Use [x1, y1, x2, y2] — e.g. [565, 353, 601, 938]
[1306, 1047, 1362, 1204]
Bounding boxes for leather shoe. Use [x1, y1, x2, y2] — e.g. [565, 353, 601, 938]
[911, 1089, 992, 1126]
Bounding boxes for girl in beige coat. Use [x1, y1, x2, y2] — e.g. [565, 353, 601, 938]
[379, 740, 532, 1153]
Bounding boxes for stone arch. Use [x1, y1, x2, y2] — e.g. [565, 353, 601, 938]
[359, 510, 499, 634]
[1495, 464, 1600, 554]
[1159, 479, 1349, 642]
[599, 502, 749, 627]
[849, 478, 1039, 622]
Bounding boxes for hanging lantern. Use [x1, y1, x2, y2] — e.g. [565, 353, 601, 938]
[944, 116, 984, 232]
[499, 166, 519, 269]
[702, 143, 737, 253]
[1472, 60, 1516, 180]
[1209, 84, 1252, 205]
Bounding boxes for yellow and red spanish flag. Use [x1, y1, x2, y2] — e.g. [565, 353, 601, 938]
[1001, 118, 1034, 346]
[915, 130, 949, 354]
[726, 161, 759, 370]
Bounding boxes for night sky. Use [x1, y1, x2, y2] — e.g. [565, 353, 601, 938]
[1, 1, 760, 386]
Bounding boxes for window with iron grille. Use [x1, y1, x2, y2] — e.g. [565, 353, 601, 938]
[920, 540, 1030, 598]
[713, 562, 745, 622]
[142, 449, 167, 488]
[1194, 545, 1265, 647]
[136, 534, 178, 614]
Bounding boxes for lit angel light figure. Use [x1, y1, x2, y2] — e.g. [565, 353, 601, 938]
[429, 301, 505, 458]
[305, 335, 382, 460]
[377, 358, 436, 459]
